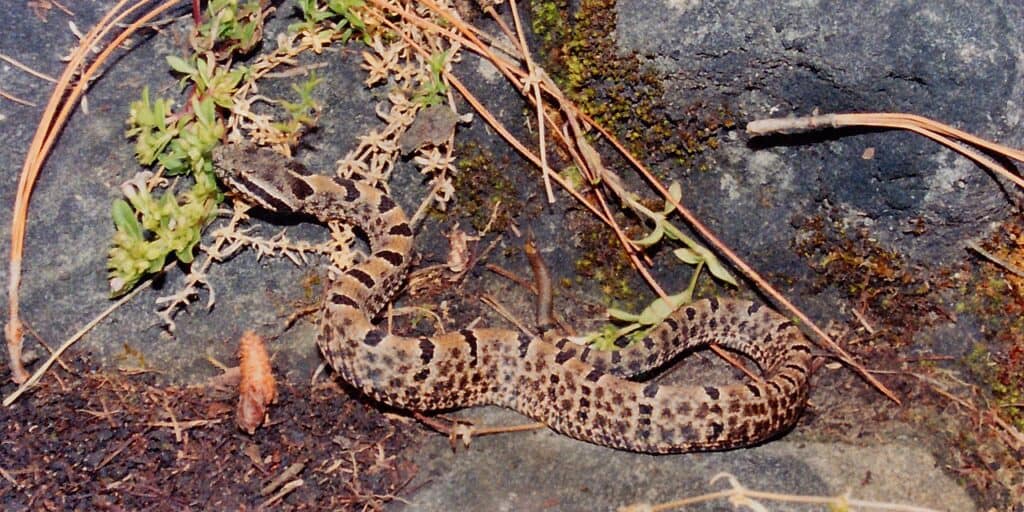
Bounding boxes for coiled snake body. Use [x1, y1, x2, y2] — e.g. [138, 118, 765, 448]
[212, 143, 814, 453]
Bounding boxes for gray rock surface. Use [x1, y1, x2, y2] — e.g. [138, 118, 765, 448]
[617, 0, 1021, 277]
[401, 408, 975, 511]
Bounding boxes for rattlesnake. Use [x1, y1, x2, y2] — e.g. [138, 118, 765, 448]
[212, 142, 815, 453]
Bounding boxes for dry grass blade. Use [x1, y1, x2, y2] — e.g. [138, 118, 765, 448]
[5, 0, 181, 384]
[0, 90, 36, 107]
[966, 241, 1024, 278]
[622, 472, 941, 512]
[3, 274, 154, 406]
[507, 0, 554, 204]
[0, 53, 58, 82]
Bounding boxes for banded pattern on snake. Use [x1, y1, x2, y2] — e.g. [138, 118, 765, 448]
[212, 142, 814, 453]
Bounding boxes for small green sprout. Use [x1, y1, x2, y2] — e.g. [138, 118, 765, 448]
[191, 0, 265, 56]
[274, 72, 324, 134]
[125, 87, 176, 167]
[166, 54, 247, 110]
[414, 50, 450, 106]
[108, 169, 221, 295]
[292, 0, 368, 43]
[629, 181, 736, 287]
[583, 181, 737, 350]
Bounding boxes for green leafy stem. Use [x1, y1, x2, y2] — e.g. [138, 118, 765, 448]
[108, 0, 348, 297]
[588, 182, 738, 350]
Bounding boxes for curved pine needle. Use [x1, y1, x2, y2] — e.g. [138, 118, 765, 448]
[5, 0, 183, 384]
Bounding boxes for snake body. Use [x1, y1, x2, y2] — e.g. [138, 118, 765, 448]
[212, 143, 814, 453]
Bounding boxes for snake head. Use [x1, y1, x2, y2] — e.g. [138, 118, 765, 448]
[211, 142, 314, 213]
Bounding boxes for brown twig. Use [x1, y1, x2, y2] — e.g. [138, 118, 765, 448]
[850, 307, 877, 335]
[259, 479, 304, 509]
[261, 462, 306, 496]
[158, 394, 184, 443]
[414, 412, 546, 451]
[485, 264, 537, 294]
[747, 112, 1024, 189]
[144, 419, 222, 429]
[708, 346, 763, 384]
[21, 319, 74, 375]
[523, 237, 554, 327]
[77, 397, 122, 428]
[51, 0, 75, 17]
[95, 431, 144, 470]
[0, 466, 20, 489]
[13, 322, 67, 387]
[480, 295, 537, 339]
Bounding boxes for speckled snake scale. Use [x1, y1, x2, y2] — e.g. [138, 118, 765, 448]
[212, 143, 815, 453]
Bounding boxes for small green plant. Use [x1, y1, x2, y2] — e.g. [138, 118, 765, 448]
[109, 0, 331, 297]
[291, 0, 368, 43]
[585, 182, 737, 350]
[110, 80, 227, 296]
[108, 168, 221, 294]
[190, 0, 265, 56]
[414, 50, 450, 106]
[274, 72, 324, 134]
[627, 181, 734, 285]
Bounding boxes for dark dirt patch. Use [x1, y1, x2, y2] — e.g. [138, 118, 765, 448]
[1, 357, 420, 510]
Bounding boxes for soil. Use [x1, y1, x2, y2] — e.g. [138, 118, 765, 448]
[0, 356, 419, 510]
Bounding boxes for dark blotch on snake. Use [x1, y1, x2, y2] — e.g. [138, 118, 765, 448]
[704, 386, 720, 400]
[459, 329, 479, 365]
[287, 175, 315, 200]
[517, 333, 531, 357]
[388, 223, 414, 237]
[708, 422, 724, 439]
[554, 350, 575, 365]
[332, 176, 361, 202]
[330, 293, 360, 308]
[418, 338, 435, 365]
[378, 195, 397, 213]
[363, 329, 385, 347]
[346, 268, 377, 289]
[376, 249, 404, 266]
